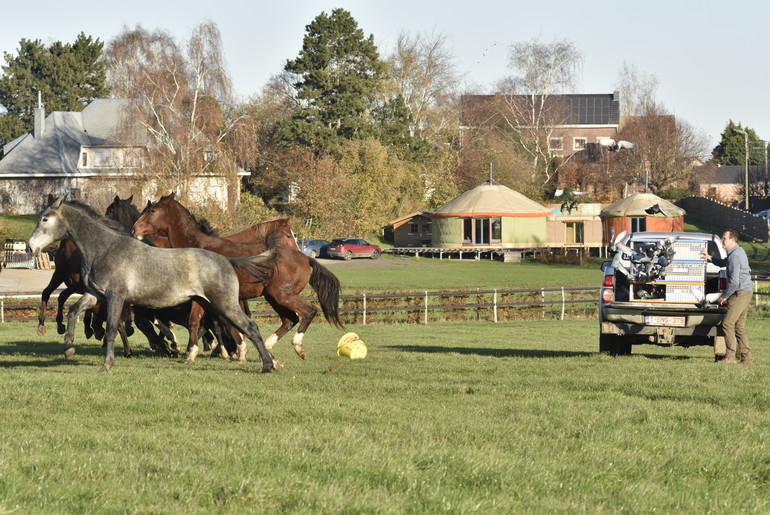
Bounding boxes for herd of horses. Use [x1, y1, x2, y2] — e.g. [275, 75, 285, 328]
[28, 194, 344, 373]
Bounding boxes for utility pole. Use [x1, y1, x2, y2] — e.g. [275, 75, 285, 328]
[736, 129, 750, 210]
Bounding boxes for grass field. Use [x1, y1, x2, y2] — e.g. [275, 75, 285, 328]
[1, 317, 769, 513]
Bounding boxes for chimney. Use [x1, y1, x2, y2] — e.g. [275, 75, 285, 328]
[34, 91, 45, 138]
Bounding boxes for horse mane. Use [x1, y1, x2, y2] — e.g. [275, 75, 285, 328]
[62, 200, 126, 233]
[196, 218, 219, 236]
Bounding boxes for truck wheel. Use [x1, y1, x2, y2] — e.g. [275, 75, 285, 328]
[600, 334, 632, 356]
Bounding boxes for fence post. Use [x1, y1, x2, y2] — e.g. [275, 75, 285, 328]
[541, 288, 545, 319]
[1, 300, 4, 323]
[755, 280, 758, 307]
[493, 289, 498, 323]
[561, 287, 566, 321]
[363, 293, 367, 325]
[424, 291, 428, 325]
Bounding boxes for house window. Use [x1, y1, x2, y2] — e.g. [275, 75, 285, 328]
[573, 137, 587, 151]
[630, 217, 646, 232]
[424, 222, 432, 235]
[491, 217, 502, 243]
[408, 223, 419, 234]
[81, 152, 88, 167]
[463, 217, 498, 245]
[463, 218, 473, 243]
[565, 222, 584, 244]
[549, 138, 563, 151]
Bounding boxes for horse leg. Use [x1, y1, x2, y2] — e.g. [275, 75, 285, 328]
[118, 304, 133, 358]
[100, 296, 125, 372]
[56, 287, 75, 335]
[83, 308, 95, 339]
[91, 303, 106, 340]
[184, 302, 206, 363]
[263, 294, 302, 357]
[133, 307, 174, 357]
[153, 318, 179, 356]
[63, 293, 99, 358]
[38, 271, 65, 336]
[221, 306, 277, 373]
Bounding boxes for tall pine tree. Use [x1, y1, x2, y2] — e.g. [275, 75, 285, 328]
[279, 8, 387, 152]
[0, 33, 109, 148]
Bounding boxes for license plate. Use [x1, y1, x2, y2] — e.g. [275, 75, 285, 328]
[645, 315, 685, 327]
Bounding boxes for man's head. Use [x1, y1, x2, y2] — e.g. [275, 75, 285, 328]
[722, 229, 739, 250]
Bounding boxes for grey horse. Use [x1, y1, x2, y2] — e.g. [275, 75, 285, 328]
[28, 197, 278, 373]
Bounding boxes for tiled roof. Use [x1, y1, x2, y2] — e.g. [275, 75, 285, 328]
[0, 99, 146, 178]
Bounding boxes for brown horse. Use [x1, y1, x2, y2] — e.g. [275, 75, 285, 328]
[133, 193, 343, 360]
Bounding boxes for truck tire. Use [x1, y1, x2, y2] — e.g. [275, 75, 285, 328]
[600, 334, 632, 356]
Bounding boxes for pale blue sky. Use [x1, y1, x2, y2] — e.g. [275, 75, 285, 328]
[3, 0, 768, 155]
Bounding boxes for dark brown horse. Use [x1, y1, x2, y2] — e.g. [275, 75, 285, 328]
[133, 193, 343, 360]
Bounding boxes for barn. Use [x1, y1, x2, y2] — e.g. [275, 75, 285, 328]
[601, 192, 685, 242]
[431, 179, 551, 248]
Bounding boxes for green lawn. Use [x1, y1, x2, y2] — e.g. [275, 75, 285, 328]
[1, 318, 769, 512]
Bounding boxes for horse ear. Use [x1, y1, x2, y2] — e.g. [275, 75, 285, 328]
[168, 192, 176, 200]
[50, 196, 64, 209]
[114, 195, 120, 202]
[127, 194, 134, 203]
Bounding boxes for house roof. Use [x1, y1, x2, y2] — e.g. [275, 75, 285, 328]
[461, 92, 620, 127]
[432, 180, 552, 218]
[693, 165, 763, 185]
[600, 193, 685, 218]
[0, 98, 146, 178]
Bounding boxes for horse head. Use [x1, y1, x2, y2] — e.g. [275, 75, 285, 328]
[29, 197, 68, 255]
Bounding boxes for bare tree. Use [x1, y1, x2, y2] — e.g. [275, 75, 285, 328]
[494, 37, 583, 184]
[615, 62, 660, 116]
[104, 21, 245, 206]
[385, 30, 461, 143]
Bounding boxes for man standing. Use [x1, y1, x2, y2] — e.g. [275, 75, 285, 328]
[702, 230, 753, 364]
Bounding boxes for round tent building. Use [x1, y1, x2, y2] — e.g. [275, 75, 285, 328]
[600, 192, 685, 242]
[431, 180, 552, 248]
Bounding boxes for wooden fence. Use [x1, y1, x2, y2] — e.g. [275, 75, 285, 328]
[3, 280, 769, 325]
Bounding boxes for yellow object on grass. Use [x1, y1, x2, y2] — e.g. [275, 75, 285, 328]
[337, 332, 367, 359]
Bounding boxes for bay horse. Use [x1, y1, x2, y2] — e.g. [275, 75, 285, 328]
[133, 193, 343, 360]
[28, 197, 279, 373]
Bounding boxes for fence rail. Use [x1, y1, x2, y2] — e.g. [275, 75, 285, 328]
[3, 280, 769, 325]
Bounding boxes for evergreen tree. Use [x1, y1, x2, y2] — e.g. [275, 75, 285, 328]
[0, 33, 109, 148]
[279, 8, 387, 152]
[711, 120, 764, 166]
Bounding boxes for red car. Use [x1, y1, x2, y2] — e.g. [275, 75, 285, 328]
[327, 238, 382, 260]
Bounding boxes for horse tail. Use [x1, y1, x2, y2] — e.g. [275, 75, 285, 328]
[230, 248, 277, 283]
[308, 258, 345, 329]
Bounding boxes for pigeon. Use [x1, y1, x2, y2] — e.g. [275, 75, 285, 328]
[598, 138, 636, 152]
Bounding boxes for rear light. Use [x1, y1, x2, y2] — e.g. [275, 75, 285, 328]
[603, 274, 615, 287]
[601, 274, 615, 304]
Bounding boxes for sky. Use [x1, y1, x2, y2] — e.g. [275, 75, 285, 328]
[3, 0, 769, 157]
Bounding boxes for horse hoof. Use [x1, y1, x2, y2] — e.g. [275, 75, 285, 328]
[64, 346, 76, 359]
[94, 329, 104, 340]
[273, 360, 284, 370]
[37, 325, 46, 336]
[99, 364, 112, 373]
[124, 352, 132, 358]
[57, 325, 66, 335]
[126, 326, 135, 337]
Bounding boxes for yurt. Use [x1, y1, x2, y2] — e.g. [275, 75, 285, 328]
[431, 180, 551, 248]
[600, 192, 685, 243]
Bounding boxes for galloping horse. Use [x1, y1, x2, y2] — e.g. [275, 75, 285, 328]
[28, 197, 279, 373]
[133, 193, 343, 360]
[105, 195, 239, 358]
[37, 198, 100, 338]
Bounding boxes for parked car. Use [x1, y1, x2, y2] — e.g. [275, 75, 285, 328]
[599, 231, 728, 357]
[327, 238, 382, 260]
[298, 238, 330, 258]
